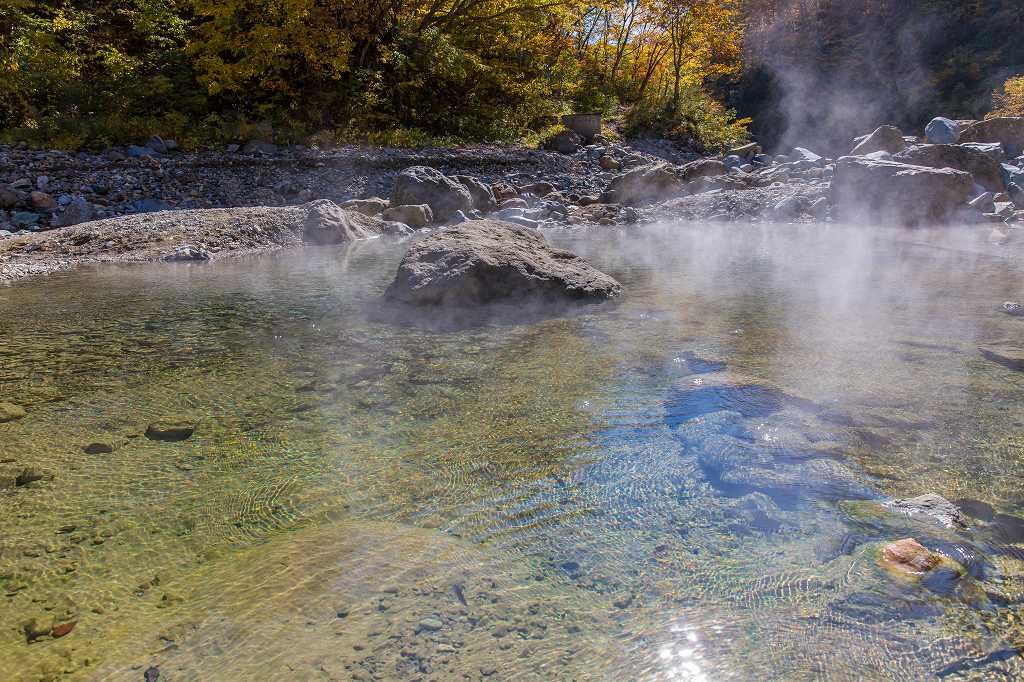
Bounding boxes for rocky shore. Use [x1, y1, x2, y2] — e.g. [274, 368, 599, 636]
[1, 116, 1023, 283]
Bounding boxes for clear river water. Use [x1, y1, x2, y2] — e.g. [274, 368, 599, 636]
[1, 223, 1023, 681]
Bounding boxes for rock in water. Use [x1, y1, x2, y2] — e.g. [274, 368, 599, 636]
[879, 538, 945, 575]
[958, 117, 1024, 156]
[925, 117, 960, 145]
[303, 200, 381, 244]
[0, 401, 26, 422]
[979, 343, 1024, 371]
[887, 493, 969, 529]
[850, 125, 908, 156]
[145, 418, 195, 442]
[893, 144, 1005, 193]
[831, 156, 973, 225]
[385, 220, 621, 305]
[390, 166, 473, 222]
[1002, 302, 1024, 317]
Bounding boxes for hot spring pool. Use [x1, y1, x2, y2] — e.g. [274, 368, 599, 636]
[1, 223, 1023, 680]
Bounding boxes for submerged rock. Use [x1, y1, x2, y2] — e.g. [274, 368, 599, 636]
[979, 343, 1024, 371]
[887, 493, 969, 529]
[880, 538, 941, 574]
[385, 220, 621, 305]
[831, 156, 974, 225]
[145, 418, 196, 442]
[83, 440, 117, 455]
[878, 538, 964, 584]
[673, 409, 877, 502]
[1001, 301, 1024, 317]
[0, 401, 26, 422]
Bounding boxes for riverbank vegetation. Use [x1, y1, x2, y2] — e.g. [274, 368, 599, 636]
[0, 0, 746, 150]
[0, 1, 1020, 152]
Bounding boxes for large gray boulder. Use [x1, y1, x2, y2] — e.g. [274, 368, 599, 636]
[960, 142, 1006, 162]
[925, 117, 960, 145]
[605, 162, 686, 206]
[604, 158, 726, 206]
[681, 158, 728, 181]
[958, 117, 1024, 156]
[544, 129, 583, 155]
[831, 156, 974, 225]
[303, 200, 383, 244]
[385, 220, 621, 305]
[390, 166, 473, 222]
[453, 175, 497, 213]
[850, 125, 907, 156]
[892, 144, 1005, 192]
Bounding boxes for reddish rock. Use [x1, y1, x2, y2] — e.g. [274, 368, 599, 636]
[880, 538, 941, 574]
[51, 621, 76, 638]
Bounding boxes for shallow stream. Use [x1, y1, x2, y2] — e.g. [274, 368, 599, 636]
[1, 223, 1023, 680]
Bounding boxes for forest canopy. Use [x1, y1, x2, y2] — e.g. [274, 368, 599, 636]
[0, 0, 1020, 151]
[0, 0, 746, 149]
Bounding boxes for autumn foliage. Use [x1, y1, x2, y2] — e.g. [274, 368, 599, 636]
[0, 0, 746, 149]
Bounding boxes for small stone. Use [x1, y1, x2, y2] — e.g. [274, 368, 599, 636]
[1002, 302, 1024, 317]
[612, 592, 635, 609]
[417, 617, 444, 632]
[163, 245, 211, 262]
[0, 401, 26, 422]
[29, 191, 56, 211]
[23, 616, 54, 643]
[83, 441, 115, 455]
[51, 621, 76, 638]
[15, 468, 44, 487]
[145, 418, 195, 442]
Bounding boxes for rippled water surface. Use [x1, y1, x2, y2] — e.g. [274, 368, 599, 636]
[2, 224, 1024, 681]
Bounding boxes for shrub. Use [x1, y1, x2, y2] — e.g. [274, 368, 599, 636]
[623, 86, 749, 151]
[989, 75, 1024, 118]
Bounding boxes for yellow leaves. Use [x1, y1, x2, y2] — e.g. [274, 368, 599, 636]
[189, 0, 353, 96]
[52, 12, 74, 32]
[989, 75, 1024, 119]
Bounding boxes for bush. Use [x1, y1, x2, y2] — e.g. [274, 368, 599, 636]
[623, 86, 749, 151]
[989, 75, 1024, 118]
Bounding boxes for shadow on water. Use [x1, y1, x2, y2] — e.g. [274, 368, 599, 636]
[365, 296, 618, 332]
